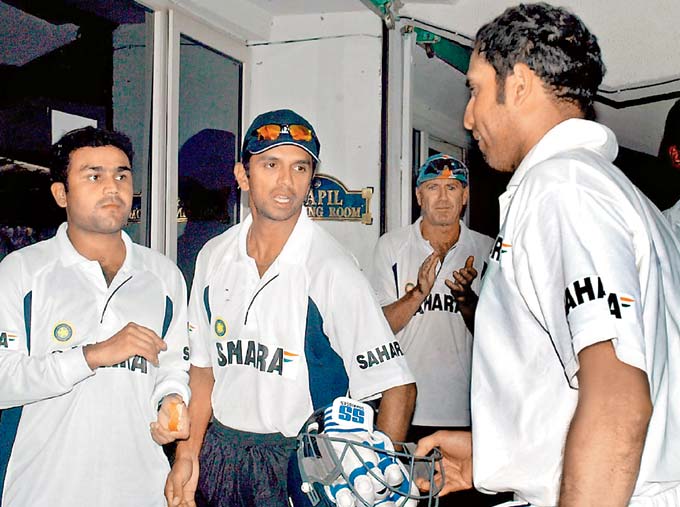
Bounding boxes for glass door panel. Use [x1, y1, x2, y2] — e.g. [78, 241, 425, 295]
[167, 12, 246, 289]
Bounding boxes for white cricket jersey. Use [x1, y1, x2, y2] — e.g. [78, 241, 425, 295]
[472, 119, 680, 506]
[368, 219, 492, 426]
[189, 210, 414, 438]
[663, 199, 680, 239]
[0, 223, 190, 507]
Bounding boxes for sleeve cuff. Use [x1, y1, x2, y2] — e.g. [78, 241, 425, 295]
[62, 346, 96, 384]
[151, 379, 191, 409]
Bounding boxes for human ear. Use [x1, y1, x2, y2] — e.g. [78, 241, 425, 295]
[50, 182, 67, 208]
[508, 63, 534, 107]
[234, 162, 250, 192]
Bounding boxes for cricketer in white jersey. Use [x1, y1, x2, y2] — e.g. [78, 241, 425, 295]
[0, 224, 190, 507]
[189, 209, 415, 438]
[416, 5, 680, 506]
[472, 119, 680, 506]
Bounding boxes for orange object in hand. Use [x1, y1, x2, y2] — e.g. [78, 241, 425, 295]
[168, 401, 183, 432]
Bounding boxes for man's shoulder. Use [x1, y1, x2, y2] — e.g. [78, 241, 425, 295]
[1, 234, 58, 270]
[460, 223, 494, 250]
[307, 224, 372, 288]
[0, 236, 60, 294]
[379, 223, 413, 243]
[374, 223, 415, 258]
[129, 241, 183, 277]
[307, 223, 358, 266]
[196, 224, 241, 262]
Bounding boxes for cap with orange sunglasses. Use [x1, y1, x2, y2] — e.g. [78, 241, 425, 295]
[242, 109, 320, 162]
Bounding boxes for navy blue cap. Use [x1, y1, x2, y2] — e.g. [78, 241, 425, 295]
[241, 109, 320, 162]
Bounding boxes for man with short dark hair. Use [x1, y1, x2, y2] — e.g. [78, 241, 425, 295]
[0, 126, 191, 507]
[416, 4, 680, 506]
[165, 109, 415, 507]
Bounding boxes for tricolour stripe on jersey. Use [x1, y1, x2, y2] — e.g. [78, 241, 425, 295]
[305, 298, 349, 411]
[0, 407, 22, 503]
[161, 296, 173, 339]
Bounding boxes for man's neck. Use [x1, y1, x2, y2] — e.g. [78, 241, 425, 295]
[66, 225, 126, 286]
[247, 212, 300, 277]
[420, 219, 461, 259]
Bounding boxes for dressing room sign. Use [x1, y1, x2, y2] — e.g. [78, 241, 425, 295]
[305, 174, 373, 225]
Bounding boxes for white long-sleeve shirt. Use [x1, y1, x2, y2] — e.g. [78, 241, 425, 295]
[0, 223, 190, 507]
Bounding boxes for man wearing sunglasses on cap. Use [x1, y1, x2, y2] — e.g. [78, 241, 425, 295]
[367, 153, 495, 506]
[165, 108, 416, 507]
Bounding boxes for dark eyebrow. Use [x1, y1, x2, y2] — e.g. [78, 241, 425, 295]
[260, 155, 311, 166]
[78, 165, 132, 172]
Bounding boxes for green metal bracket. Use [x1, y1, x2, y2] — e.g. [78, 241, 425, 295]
[364, 0, 392, 17]
[413, 27, 471, 74]
[362, 0, 472, 73]
[414, 27, 439, 44]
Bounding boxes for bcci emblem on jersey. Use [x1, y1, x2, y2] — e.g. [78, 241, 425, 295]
[214, 318, 228, 338]
[52, 322, 73, 343]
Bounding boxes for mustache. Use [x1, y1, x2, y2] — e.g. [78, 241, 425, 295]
[96, 197, 126, 208]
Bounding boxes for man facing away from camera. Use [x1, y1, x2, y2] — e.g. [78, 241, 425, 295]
[416, 3, 680, 507]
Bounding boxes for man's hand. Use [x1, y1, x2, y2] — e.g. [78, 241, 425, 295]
[414, 430, 473, 496]
[413, 252, 439, 299]
[445, 256, 479, 333]
[150, 394, 190, 445]
[382, 253, 439, 334]
[83, 322, 167, 369]
[165, 455, 199, 507]
[445, 255, 478, 307]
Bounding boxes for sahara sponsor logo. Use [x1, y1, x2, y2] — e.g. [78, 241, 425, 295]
[356, 340, 404, 370]
[564, 275, 634, 319]
[214, 339, 300, 378]
[490, 235, 512, 262]
[416, 292, 457, 315]
[0, 331, 18, 350]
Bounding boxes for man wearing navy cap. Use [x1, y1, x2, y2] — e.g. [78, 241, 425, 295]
[166, 109, 416, 507]
[367, 154, 493, 506]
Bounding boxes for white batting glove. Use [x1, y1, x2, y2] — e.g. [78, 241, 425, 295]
[322, 398, 416, 507]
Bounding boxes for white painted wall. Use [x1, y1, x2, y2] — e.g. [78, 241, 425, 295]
[400, 0, 680, 94]
[248, 11, 384, 269]
[410, 28, 676, 157]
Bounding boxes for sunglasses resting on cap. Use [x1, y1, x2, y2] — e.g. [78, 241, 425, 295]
[242, 109, 320, 162]
[416, 154, 469, 187]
